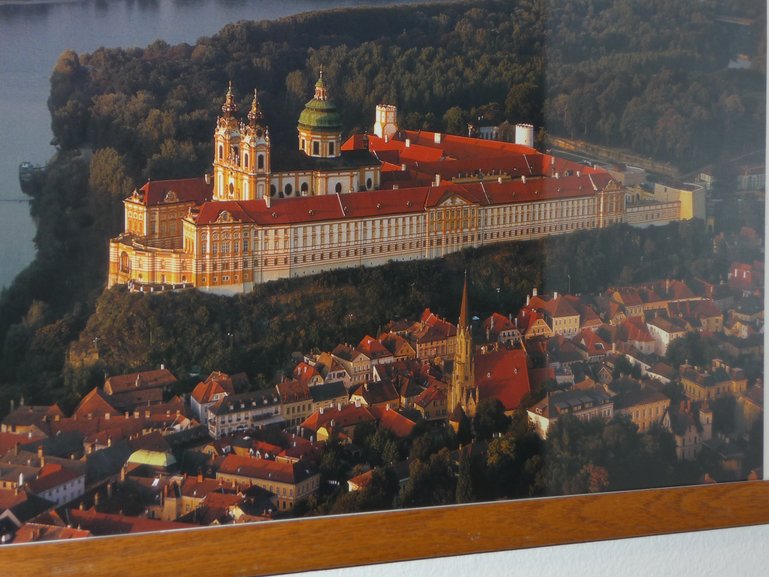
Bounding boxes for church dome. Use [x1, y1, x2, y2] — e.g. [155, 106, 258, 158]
[297, 70, 342, 133]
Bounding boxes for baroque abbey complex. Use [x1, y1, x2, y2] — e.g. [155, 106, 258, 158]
[108, 72, 696, 295]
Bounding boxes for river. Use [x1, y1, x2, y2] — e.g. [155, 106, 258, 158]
[0, 0, 432, 289]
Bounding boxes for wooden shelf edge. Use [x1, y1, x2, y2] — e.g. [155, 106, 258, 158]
[3, 481, 769, 577]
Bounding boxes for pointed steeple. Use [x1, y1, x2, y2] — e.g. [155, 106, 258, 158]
[458, 271, 470, 329]
[248, 89, 263, 127]
[222, 81, 238, 117]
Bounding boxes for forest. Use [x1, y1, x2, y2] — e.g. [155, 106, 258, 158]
[0, 0, 764, 415]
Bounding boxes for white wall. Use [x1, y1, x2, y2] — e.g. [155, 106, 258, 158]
[288, 524, 769, 577]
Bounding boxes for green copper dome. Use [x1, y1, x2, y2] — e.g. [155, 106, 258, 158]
[297, 71, 342, 133]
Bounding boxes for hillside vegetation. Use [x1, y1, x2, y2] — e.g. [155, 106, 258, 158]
[0, 0, 762, 414]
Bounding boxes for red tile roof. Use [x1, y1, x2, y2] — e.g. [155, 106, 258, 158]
[475, 349, 531, 411]
[134, 177, 213, 207]
[217, 454, 315, 484]
[300, 404, 375, 433]
[104, 369, 177, 395]
[357, 335, 394, 361]
[191, 371, 239, 405]
[66, 508, 195, 535]
[73, 387, 119, 419]
[368, 406, 417, 438]
[12, 522, 91, 543]
[276, 379, 311, 404]
[27, 463, 82, 494]
[414, 383, 447, 409]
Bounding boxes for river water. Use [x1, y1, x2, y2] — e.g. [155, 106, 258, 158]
[0, 0, 431, 289]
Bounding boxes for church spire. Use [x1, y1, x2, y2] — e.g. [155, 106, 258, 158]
[222, 81, 238, 117]
[248, 89, 263, 127]
[458, 271, 470, 329]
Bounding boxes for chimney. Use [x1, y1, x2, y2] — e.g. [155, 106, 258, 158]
[14, 442, 20, 456]
[435, 174, 441, 186]
[107, 483, 113, 499]
[204, 173, 211, 185]
[105, 412, 110, 420]
[522, 175, 526, 184]
[533, 287, 538, 297]
[94, 492, 100, 508]
[37, 445, 45, 467]
[405, 138, 411, 148]
[197, 470, 203, 483]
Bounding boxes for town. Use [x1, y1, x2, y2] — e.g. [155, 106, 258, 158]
[0, 246, 763, 541]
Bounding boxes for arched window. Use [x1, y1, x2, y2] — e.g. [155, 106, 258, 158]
[313, 142, 320, 156]
[120, 252, 130, 273]
[335, 182, 342, 193]
[284, 183, 293, 196]
[300, 182, 309, 194]
[328, 142, 335, 156]
[244, 153, 249, 168]
[366, 177, 372, 190]
[270, 184, 276, 197]
[218, 145, 223, 159]
[257, 154, 264, 170]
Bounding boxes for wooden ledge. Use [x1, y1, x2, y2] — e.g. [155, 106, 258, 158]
[3, 481, 769, 577]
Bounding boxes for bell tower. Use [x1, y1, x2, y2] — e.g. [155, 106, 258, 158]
[449, 273, 478, 418]
[242, 90, 271, 200]
[212, 84, 271, 201]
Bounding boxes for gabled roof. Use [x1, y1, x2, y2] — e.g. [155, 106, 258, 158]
[332, 343, 368, 363]
[379, 333, 417, 358]
[480, 312, 517, 340]
[369, 406, 417, 439]
[276, 379, 311, 404]
[217, 454, 316, 484]
[12, 522, 91, 543]
[104, 369, 177, 395]
[414, 383, 447, 409]
[408, 309, 457, 344]
[293, 362, 322, 387]
[300, 404, 374, 433]
[531, 294, 580, 319]
[73, 388, 119, 419]
[191, 371, 240, 405]
[350, 381, 399, 406]
[357, 335, 394, 361]
[572, 329, 611, 357]
[130, 177, 213, 207]
[2, 404, 64, 430]
[27, 463, 82, 494]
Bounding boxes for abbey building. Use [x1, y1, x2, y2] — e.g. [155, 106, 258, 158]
[108, 72, 697, 295]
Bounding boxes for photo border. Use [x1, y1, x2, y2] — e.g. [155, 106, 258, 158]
[2, 480, 769, 576]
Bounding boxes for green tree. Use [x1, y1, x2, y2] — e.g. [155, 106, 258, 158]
[473, 398, 510, 440]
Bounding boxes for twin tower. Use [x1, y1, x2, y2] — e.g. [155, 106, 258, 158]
[211, 70, 345, 203]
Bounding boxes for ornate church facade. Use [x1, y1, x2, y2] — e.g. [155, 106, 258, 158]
[108, 72, 681, 296]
